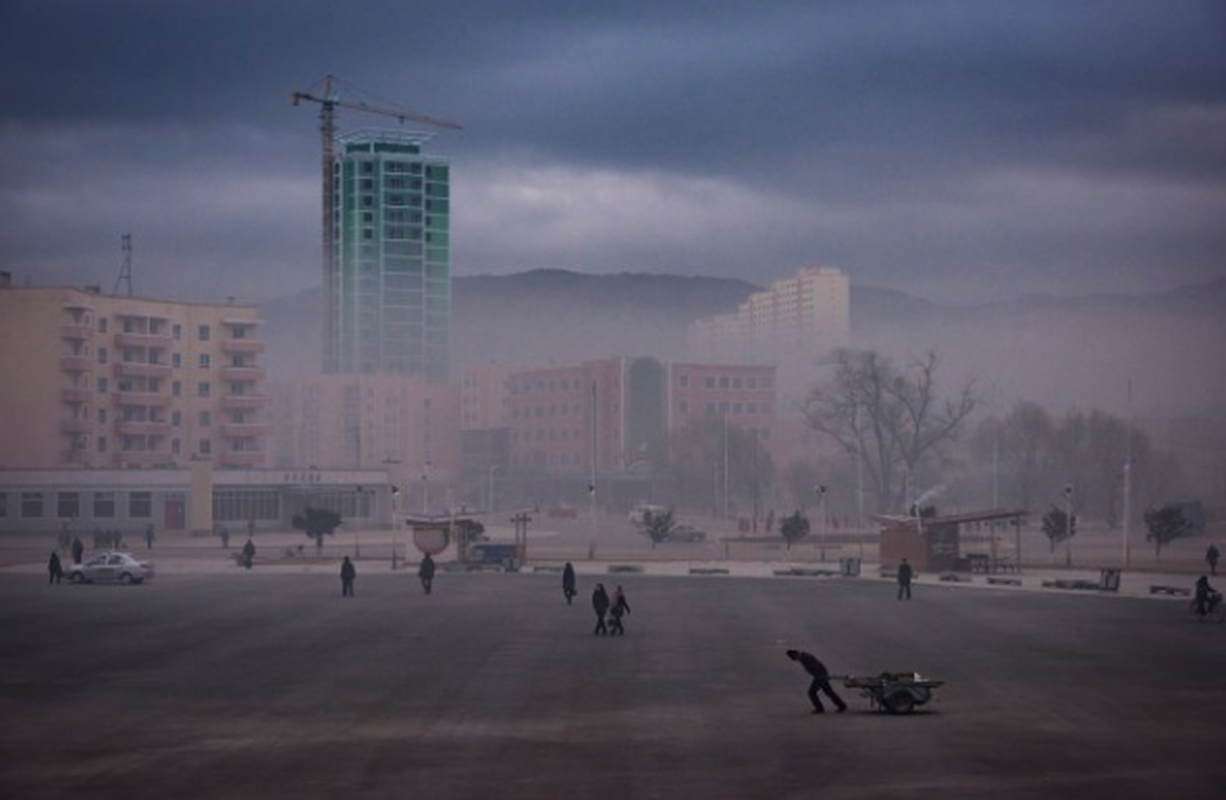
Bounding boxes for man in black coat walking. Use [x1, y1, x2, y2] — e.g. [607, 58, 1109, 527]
[591, 583, 610, 635]
[340, 556, 356, 597]
[562, 562, 577, 604]
[786, 649, 848, 714]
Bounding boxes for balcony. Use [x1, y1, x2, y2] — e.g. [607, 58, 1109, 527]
[220, 338, 266, 355]
[60, 418, 95, 435]
[60, 354, 92, 373]
[221, 365, 266, 382]
[221, 394, 268, 411]
[115, 450, 175, 468]
[115, 331, 172, 350]
[116, 420, 173, 437]
[112, 361, 172, 379]
[115, 391, 171, 409]
[61, 387, 93, 404]
[61, 324, 94, 341]
[220, 450, 265, 468]
[220, 422, 271, 439]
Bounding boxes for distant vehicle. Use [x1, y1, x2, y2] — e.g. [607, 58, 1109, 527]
[465, 542, 519, 570]
[666, 524, 707, 543]
[69, 551, 154, 585]
[629, 503, 670, 527]
[548, 503, 578, 519]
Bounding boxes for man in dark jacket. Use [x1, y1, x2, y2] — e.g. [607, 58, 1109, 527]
[418, 553, 436, 594]
[897, 558, 914, 600]
[71, 536, 84, 565]
[562, 562, 577, 604]
[786, 649, 848, 714]
[591, 583, 610, 635]
[340, 556, 356, 597]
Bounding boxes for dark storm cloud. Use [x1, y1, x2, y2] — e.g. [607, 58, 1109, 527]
[0, 0, 1223, 302]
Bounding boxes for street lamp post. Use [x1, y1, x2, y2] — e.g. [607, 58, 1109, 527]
[816, 484, 828, 562]
[1064, 484, 1074, 567]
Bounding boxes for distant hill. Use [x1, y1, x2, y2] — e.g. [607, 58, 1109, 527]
[259, 271, 1226, 418]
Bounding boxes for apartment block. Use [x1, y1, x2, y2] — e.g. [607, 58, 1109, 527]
[0, 285, 267, 470]
[501, 357, 777, 476]
[328, 130, 452, 380]
[268, 373, 460, 513]
[688, 266, 850, 367]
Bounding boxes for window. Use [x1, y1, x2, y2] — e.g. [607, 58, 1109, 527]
[199, 439, 212, 456]
[705, 377, 716, 389]
[198, 382, 211, 398]
[198, 354, 211, 369]
[21, 492, 44, 518]
[172, 439, 181, 455]
[98, 408, 107, 424]
[199, 411, 211, 427]
[97, 347, 108, 364]
[57, 492, 80, 519]
[97, 436, 108, 452]
[128, 492, 152, 519]
[173, 324, 182, 340]
[97, 318, 108, 333]
[679, 374, 689, 388]
[172, 353, 181, 368]
[198, 325, 210, 341]
[172, 411, 181, 426]
[0, 493, 6, 517]
[173, 381, 181, 397]
[93, 492, 115, 518]
[96, 377, 108, 393]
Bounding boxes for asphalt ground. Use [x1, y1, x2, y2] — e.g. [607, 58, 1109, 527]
[2, 562, 1224, 800]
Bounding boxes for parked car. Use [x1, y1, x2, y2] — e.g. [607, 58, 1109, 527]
[69, 551, 154, 585]
[667, 524, 707, 543]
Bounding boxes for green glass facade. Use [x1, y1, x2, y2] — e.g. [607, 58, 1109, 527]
[327, 131, 450, 380]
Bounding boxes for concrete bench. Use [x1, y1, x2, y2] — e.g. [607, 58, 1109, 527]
[987, 576, 1022, 586]
[1149, 584, 1190, 596]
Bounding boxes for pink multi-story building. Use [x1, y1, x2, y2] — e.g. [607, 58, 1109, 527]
[0, 284, 267, 470]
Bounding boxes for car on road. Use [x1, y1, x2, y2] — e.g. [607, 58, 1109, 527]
[667, 524, 707, 543]
[69, 551, 154, 585]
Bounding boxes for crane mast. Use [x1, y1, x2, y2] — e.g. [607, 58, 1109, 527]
[291, 75, 462, 370]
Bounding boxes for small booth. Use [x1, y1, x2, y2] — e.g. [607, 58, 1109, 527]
[877, 508, 1027, 572]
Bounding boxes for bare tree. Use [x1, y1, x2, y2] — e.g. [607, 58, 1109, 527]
[801, 349, 978, 513]
[970, 401, 1057, 511]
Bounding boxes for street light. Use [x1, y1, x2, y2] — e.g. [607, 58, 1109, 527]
[816, 484, 828, 562]
[1063, 484, 1074, 567]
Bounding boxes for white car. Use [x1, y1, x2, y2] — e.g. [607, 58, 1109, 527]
[69, 551, 154, 585]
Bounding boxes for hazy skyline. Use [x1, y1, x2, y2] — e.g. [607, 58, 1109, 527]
[1, 1, 1223, 304]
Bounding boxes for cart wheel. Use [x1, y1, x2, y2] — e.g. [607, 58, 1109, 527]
[885, 691, 916, 715]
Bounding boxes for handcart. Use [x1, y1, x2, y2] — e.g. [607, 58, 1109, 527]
[839, 672, 944, 714]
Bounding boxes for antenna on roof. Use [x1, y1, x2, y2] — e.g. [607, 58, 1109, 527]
[113, 233, 133, 296]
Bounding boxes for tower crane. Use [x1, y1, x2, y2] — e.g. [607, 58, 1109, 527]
[291, 75, 462, 368]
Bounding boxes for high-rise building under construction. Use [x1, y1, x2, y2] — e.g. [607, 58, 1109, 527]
[326, 129, 451, 380]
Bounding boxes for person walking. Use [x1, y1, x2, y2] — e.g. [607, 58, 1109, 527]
[48, 551, 64, 585]
[562, 562, 577, 605]
[70, 535, 84, 565]
[340, 556, 356, 597]
[241, 538, 256, 570]
[897, 558, 914, 600]
[609, 585, 631, 635]
[418, 553, 436, 595]
[786, 649, 848, 714]
[144, 523, 155, 550]
[1206, 543, 1220, 576]
[591, 583, 610, 635]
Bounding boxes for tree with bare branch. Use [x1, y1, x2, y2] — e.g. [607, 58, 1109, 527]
[801, 349, 978, 514]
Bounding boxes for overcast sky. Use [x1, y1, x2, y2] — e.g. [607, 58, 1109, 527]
[1, 0, 1223, 304]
